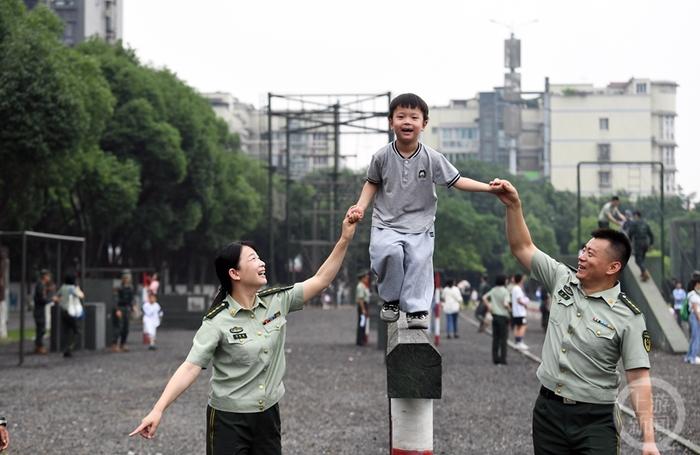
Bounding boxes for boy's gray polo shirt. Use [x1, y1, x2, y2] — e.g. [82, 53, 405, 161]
[366, 142, 460, 234]
[530, 250, 650, 404]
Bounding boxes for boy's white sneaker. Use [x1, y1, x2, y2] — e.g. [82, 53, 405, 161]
[406, 311, 429, 329]
[380, 301, 400, 322]
[515, 342, 529, 350]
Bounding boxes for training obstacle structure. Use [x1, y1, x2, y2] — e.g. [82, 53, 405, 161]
[386, 313, 442, 454]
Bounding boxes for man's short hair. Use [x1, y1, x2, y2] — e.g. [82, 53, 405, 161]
[591, 228, 631, 269]
[634, 210, 642, 217]
[389, 93, 429, 121]
[514, 273, 523, 283]
[611, 196, 620, 201]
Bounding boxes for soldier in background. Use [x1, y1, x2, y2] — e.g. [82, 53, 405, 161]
[33, 269, 57, 354]
[111, 271, 135, 352]
[628, 211, 654, 282]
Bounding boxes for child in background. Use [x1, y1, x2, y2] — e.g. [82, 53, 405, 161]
[142, 292, 163, 351]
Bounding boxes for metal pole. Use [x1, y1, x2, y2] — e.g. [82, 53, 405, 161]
[332, 103, 340, 240]
[577, 163, 582, 251]
[267, 92, 276, 284]
[19, 232, 27, 366]
[56, 241, 61, 284]
[659, 163, 665, 282]
[81, 241, 86, 285]
[387, 92, 394, 143]
[285, 115, 291, 284]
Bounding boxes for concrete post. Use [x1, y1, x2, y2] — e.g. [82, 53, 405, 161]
[386, 314, 441, 454]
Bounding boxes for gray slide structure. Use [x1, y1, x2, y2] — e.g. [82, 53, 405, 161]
[621, 261, 688, 354]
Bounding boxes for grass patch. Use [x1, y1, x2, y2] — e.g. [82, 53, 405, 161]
[0, 328, 36, 344]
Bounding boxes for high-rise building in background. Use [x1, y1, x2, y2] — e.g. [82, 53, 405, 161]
[421, 99, 479, 164]
[201, 92, 343, 180]
[548, 78, 678, 196]
[23, 0, 122, 46]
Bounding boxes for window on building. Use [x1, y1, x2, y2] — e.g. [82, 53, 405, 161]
[597, 143, 611, 162]
[636, 83, 647, 94]
[662, 116, 675, 141]
[599, 118, 609, 131]
[598, 171, 611, 188]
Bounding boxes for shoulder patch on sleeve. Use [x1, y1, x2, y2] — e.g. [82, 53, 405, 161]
[618, 292, 642, 315]
[642, 330, 652, 352]
[204, 301, 229, 319]
[257, 285, 294, 298]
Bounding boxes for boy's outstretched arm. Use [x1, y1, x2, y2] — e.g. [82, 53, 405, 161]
[452, 177, 495, 193]
[347, 181, 378, 223]
[489, 178, 537, 271]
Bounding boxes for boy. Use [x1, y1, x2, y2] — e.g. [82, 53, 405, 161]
[347, 93, 497, 329]
[142, 291, 163, 350]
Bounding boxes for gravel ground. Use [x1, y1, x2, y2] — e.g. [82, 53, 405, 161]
[0, 305, 697, 454]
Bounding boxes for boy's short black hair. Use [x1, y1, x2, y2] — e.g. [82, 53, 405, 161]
[611, 196, 620, 201]
[389, 93, 429, 121]
[494, 274, 507, 286]
[591, 228, 631, 269]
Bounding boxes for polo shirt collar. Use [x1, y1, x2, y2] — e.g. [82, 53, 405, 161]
[225, 292, 267, 316]
[391, 141, 423, 160]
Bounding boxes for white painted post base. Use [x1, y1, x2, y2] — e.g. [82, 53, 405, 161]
[390, 398, 433, 455]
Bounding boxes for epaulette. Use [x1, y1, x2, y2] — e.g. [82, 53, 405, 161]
[257, 285, 294, 298]
[618, 292, 641, 315]
[204, 301, 229, 319]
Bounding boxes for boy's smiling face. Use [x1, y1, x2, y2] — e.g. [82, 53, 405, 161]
[390, 106, 427, 145]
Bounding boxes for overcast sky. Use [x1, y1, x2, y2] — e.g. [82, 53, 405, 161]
[123, 0, 699, 200]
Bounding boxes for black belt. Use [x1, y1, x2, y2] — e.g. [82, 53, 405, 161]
[539, 386, 613, 407]
[539, 386, 579, 405]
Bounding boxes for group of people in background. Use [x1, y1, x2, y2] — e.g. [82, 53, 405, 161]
[28, 268, 162, 356]
[31, 269, 85, 358]
[111, 271, 162, 352]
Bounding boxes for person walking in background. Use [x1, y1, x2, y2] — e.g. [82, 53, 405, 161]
[33, 269, 56, 355]
[511, 274, 530, 350]
[142, 291, 163, 351]
[598, 196, 625, 228]
[149, 273, 160, 296]
[0, 247, 8, 340]
[456, 279, 471, 307]
[628, 211, 654, 281]
[111, 272, 135, 353]
[355, 272, 371, 346]
[56, 273, 85, 358]
[441, 280, 463, 339]
[672, 280, 687, 327]
[684, 278, 700, 365]
[597, 195, 625, 228]
[476, 275, 490, 332]
[482, 275, 511, 365]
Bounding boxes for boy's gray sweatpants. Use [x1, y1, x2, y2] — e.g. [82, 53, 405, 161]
[369, 226, 434, 314]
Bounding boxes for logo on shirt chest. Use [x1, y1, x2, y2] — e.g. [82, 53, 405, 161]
[418, 169, 427, 180]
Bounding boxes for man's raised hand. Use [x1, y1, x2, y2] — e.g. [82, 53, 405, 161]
[489, 178, 520, 208]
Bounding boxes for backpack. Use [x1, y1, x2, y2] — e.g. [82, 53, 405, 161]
[681, 291, 696, 322]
